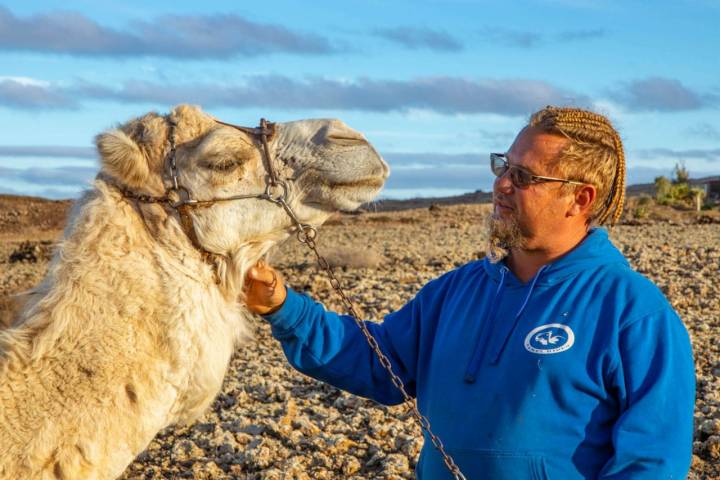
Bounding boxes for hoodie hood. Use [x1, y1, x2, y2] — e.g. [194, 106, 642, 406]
[482, 228, 629, 287]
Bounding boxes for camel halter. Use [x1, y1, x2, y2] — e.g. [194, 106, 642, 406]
[113, 115, 467, 480]
[109, 116, 318, 264]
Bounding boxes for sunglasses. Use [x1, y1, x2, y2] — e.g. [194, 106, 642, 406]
[490, 153, 584, 189]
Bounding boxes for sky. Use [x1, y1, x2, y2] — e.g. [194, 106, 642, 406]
[0, 0, 718, 199]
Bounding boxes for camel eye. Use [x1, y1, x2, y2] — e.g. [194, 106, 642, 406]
[203, 156, 242, 172]
[211, 161, 239, 172]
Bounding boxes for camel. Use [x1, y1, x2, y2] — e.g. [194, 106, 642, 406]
[0, 105, 388, 479]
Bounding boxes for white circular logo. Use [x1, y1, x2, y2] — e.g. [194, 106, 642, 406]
[524, 323, 575, 354]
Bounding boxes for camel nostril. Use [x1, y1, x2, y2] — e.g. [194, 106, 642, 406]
[323, 120, 368, 146]
[326, 135, 369, 147]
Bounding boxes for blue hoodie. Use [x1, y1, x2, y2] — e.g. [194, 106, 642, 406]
[264, 228, 695, 479]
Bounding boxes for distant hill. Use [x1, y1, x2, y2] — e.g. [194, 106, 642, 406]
[626, 182, 655, 196]
[361, 190, 492, 212]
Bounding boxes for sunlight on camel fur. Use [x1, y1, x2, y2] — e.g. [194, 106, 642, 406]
[0, 105, 388, 480]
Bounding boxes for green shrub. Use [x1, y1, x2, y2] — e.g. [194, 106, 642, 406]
[673, 162, 690, 184]
[637, 194, 652, 206]
[655, 176, 672, 203]
[632, 206, 649, 219]
[654, 173, 704, 210]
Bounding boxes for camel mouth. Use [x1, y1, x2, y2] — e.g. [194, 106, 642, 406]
[328, 177, 386, 190]
[327, 183, 385, 211]
[296, 176, 385, 213]
[323, 168, 388, 209]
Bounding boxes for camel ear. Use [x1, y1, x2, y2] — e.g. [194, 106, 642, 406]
[95, 129, 149, 189]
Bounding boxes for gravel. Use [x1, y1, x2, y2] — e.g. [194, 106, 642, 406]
[1, 203, 718, 479]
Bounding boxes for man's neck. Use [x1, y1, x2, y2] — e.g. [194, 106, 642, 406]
[507, 228, 589, 283]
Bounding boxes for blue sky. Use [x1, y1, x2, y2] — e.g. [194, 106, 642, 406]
[0, 0, 718, 199]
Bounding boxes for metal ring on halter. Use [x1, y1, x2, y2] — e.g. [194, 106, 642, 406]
[263, 180, 288, 205]
[296, 224, 317, 243]
[168, 186, 197, 208]
[171, 169, 179, 191]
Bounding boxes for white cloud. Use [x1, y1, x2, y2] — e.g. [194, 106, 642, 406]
[0, 76, 50, 87]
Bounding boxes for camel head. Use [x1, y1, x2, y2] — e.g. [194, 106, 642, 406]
[94, 105, 388, 285]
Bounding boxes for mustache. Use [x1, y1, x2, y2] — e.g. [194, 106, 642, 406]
[493, 194, 514, 208]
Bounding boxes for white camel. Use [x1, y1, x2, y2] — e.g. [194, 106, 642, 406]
[0, 105, 388, 480]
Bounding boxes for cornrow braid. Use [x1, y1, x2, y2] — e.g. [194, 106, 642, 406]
[529, 106, 626, 226]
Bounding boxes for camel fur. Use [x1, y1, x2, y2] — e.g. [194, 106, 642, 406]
[0, 105, 388, 479]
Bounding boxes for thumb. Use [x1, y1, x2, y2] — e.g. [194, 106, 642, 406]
[248, 266, 260, 280]
[247, 263, 277, 285]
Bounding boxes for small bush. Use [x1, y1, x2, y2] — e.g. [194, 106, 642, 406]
[655, 176, 672, 203]
[9, 241, 54, 263]
[632, 206, 649, 220]
[637, 195, 652, 206]
[673, 162, 690, 184]
[654, 174, 705, 210]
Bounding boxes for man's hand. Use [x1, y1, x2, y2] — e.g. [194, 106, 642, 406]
[244, 260, 287, 315]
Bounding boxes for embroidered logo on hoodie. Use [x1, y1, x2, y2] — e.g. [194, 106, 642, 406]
[524, 323, 575, 354]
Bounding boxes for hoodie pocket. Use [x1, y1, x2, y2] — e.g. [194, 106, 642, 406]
[420, 448, 549, 480]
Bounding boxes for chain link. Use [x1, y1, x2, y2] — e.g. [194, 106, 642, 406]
[285, 210, 467, 480]
[166, 119, 180, 191]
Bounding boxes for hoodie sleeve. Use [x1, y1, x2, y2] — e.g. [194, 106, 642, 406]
[262, 281, 446, 405]
[599, 307, 695, 479]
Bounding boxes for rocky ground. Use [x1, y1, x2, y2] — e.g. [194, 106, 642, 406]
[1, 195, 719, 479]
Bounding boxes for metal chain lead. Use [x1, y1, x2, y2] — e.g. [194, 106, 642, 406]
[167, 118, 180, 190]
[278, 199, 467, 480]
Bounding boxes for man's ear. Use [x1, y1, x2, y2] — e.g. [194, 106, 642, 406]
[568, 184, 596, 218]
[95, 129, 149, 189]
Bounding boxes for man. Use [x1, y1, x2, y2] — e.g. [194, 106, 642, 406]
[244, 106, 695, 479]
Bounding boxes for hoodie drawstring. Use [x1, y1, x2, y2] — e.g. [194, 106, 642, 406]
[488, 265, 548, 364]
[463, 266, 507, 383]
[464, 265, 549, 382]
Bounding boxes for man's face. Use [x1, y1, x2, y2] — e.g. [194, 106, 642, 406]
[489, 126, 570, 255]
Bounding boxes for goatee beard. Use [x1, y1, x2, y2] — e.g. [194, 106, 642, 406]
[486, 211, 526, 263]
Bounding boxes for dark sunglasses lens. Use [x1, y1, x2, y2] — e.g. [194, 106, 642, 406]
[510, 167, 532, 187]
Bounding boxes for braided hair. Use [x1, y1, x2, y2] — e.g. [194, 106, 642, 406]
[529, 106, 626, 226]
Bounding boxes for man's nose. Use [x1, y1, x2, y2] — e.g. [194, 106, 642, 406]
[494, 171, 514, 194]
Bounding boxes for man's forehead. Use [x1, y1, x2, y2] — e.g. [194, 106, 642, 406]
[507, 126, 568, 166]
